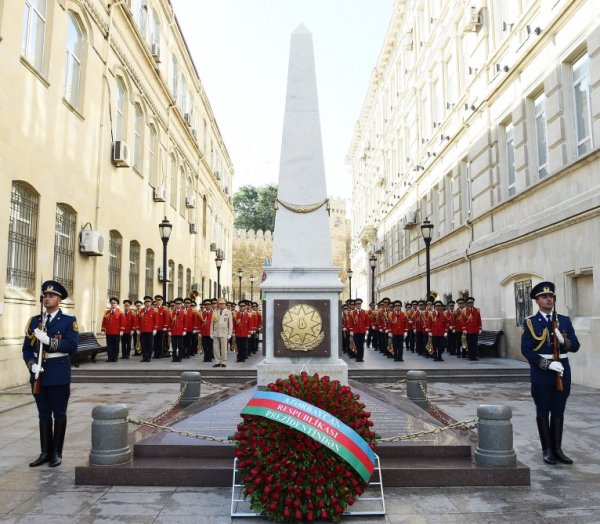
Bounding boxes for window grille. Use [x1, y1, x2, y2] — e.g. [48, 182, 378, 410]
[186, 268, 191, 297]
[514, 280, 532, 327]
[168, 260, 175, 301]
[108, 231, 122, 299]
[53, 204, 76, 295]
[145, 249, 154, 297]
[7, 183, 39, 290]
[129, 241, 140, 302]
[177, 264, 184, 297]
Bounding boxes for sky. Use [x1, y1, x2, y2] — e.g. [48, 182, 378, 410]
[170, 0, 394, 199]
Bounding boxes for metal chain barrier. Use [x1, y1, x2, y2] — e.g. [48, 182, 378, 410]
[127, 416, 233, 443]
[417, 381, 453, 426]
[376, 418, 479, 443]
[200, 379, 230, 391]
[375, 378, 407, 389]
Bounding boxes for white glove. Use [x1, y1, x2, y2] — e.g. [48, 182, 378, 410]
[443, 333, 448, 338]
[119, 331, 123, 336]
[152, 330, 157, 336]
[31, 363, 44, 374]
[183, 331, 187, 336]
[548, 361, 564, 374]
[388, 332, 393, 338]
[554, 329, 565, 344]
[413, 329, 416, 334]
[34, 328, 50, 346]
[404, 333, 409, 340]
[349, 331, 354, 336]
[428, 333, 432, 337]
[136, 330, 141, 335]
[227, 335, 231, 340]
[210, 335, 213, 339]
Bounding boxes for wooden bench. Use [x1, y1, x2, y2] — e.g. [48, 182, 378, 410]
[71, 332, 105, 367]
[477, 330, 503, 358]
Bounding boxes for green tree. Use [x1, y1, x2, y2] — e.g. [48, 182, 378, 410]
[233, 184, 277, 231]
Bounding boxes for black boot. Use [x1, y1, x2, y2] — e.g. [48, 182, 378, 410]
[551, 416, 573, 464]
[29, 420, 53, 467]
[49, 419, 67, 467]
[536, 417, 556, 465]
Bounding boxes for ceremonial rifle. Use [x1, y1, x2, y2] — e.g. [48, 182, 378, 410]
[552, 306, 564, 392]
[32, 293, 44, 395]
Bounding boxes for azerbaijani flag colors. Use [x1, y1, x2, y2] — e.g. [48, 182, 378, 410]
[241, 390, 376, 482]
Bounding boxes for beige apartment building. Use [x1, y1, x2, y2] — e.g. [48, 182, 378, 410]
[0, 0, 234, 388]
[348, 0, 599, 387]
[231, 197, 352, 303]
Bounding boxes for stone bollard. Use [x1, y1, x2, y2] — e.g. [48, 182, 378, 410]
[474, 404, 517, 466]
[406, 370, 428, 409]
[179, 371, 201, 407]
[89, 404, 132, 466]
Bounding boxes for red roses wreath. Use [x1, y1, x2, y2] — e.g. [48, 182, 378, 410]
[234, 372, 378, 522]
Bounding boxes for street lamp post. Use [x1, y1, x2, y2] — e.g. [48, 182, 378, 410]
[158, 217, 172, 302]
[420, 218, 434, 302]
[347, 268, 353, 300]
[215, 252, 224, 298]
[237, 268, 243, 301]
[250, 274, 255, 303]
[369, 255, 377, 305]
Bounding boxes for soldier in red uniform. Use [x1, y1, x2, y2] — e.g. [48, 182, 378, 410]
[341, 303, 351, 356]
[101, 297, 123, 362]
[388, 300, 408, 361]
[199, 299, 214, 362]
[120, 299, 137, 360]
[349, 298, 368, 362]
[233, 300, 251, 362]
[414, 300, 428, 356]
[153, 294, 169, 359]
[137, 296, 158, 362]
[250, 302, 261, 354]
[462, 296, 482, 360]
[454, 298, 466, 357]
[167, 298, 186, 362]
[444, 300, 456, 356]
[132, 300, 143, 355]
[366, 302, 376, 348]
[182, 298, 196, 358]
[427, 300, 449, 361]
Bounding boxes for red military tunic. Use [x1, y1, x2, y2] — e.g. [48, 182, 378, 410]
[444, 309, 455, 333]
[427, 310, 449, 336]
[101, 309, 123, 335]
[138, 306, 158, 333]
[168, 308, 187, 336]
[388, 310, 409, 336]
[414, 310, 428, 333]
[350, 308, 368, 334]
[183, 307, 196, 333]
[234, 311, 252, 338]
[462, 307, 482, 334]
[121, 309, 137, 335]
[199, 309, 213, 337]
[156, 305, 169, 332]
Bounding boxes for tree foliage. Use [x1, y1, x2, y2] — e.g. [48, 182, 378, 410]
[233, 184, 277, 232]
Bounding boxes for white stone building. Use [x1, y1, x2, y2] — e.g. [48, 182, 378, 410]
[0, 0, 234, 388]
[348, 0, 600, 388]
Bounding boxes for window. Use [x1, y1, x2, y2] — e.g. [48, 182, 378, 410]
[129, 241, 140, 302]
[202, 195, 207, 237]
[171, 55, 178, 100]
[150, 9, 160, 46]
[179, 167, 186, 216]
[180, 75, 187, 113]
[148, 124, 157, 185]
[177, 264, 184, 297]
[64, 12, 83, 108]
[459, 157, 471, 222]
[572, 54, 592, 156]
[170, 155, 177, 209]
[514, 280, 532, 327]
[137, 0, 147, 38]
[168, 260, 175, 300]
[186, 268, 191, 297]
[7, 182, 39, 290]
[108, 231, 122, 299]
[115, 78, 126, 142]
[534, 94, 548, 179]
[53, 204, 76, 296]
[445, 173, 455, 232]
[505, 123, 516, 197]
[22, 0, 46, 71]
[186, 175, 194, 222]
[145, 249, 154, 296]
[133, 104, 144, 171]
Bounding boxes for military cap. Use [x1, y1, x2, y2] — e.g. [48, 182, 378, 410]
[109, 297, 120, 304]
[393, 300, 402, 306]
[191, 301, 197, 306]
[448, 300, 455, 306]
[530, 281, 555, 299]
[342, 304, 349, 310]
[426, 299, 433, 305]
[143, 295, 153, 302]
[411, 300, 418, 305]
[355, 298, 363, 304]
[134, 300, 143, 306]
[418, 300, 425, 305]
[456, 297, 465, 303]
[382, 297, 391, 303]
[202, 299, 211, 305]
[238, 300, 247, 306]
[184, 297, 191, 303]
[252, 302, 258, 307]
[154, 294, 164, 300]
[42, 280, 68, 300]
[466, 296, 476, 303]
[217, 297, 226, 305]
[174, 297, 183, 303]
[434, 300, 443, 306]
[123, 299, 132, 305]
[369, 302, 376, 307]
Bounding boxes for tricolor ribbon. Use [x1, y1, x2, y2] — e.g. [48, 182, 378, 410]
[241, 391, 376, 482]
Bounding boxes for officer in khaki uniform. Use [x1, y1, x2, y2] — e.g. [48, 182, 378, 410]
[210, 297, 233, 367]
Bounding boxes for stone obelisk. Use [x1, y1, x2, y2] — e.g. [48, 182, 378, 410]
[257, 25, 347, 386]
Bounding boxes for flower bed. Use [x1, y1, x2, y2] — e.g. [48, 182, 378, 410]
[234, 372, 378, 522]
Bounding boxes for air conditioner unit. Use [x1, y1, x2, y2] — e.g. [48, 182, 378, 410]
[189, 223, 198, 234]
[210, 242, 217, 251]
[403, 211, 418, 228]
[79, 230, 105, 256]
[214, 171, 221, 180]
[185, 195, 196, 208]
[154, 185, 166, 202]
[464, 6, 482, 32]
[112, 141, 130, 167]
[184, 113, 192, 126]
[158, 267, 171, 282]
[151, 42, 161, 63]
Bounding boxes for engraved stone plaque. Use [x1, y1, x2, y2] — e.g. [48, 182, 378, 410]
[273, 300, 330, 358]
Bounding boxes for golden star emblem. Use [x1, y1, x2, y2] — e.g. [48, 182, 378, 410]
[281, 304, 323, 351]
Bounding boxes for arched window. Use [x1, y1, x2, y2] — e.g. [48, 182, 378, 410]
[168, 259, 175, 300]
[129, 241, 140, 301]
[108, 231, 122, 299]
[115, 78, 127, 141]
[7, 182, 39, 290]
[133, 103, 144, 171]
[177, 264, 184, 297]
[64, 12, 83, 108]
[145, 248, 154, 296]
[53, 204, 76, 296]
[170, 154, 178, 209]
[22, 0, 46, 71]
[148, 124, 157, 185]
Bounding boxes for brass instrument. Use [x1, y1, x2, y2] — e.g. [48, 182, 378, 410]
[461, 332, 467, 351]
[134, 335, 141, 354]
[349, 334, 357, 356]
[387, 334, 394, 356]
[231, 334, 238, 353]
[426, 335, 435, 356]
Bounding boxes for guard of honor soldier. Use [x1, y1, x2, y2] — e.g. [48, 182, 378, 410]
[23, 280, 78, 468]
[521, 281, 580, 465]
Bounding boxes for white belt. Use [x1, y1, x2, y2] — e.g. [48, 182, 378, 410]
[34, 352, 68, 359]
[538, 353, 568, 360]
